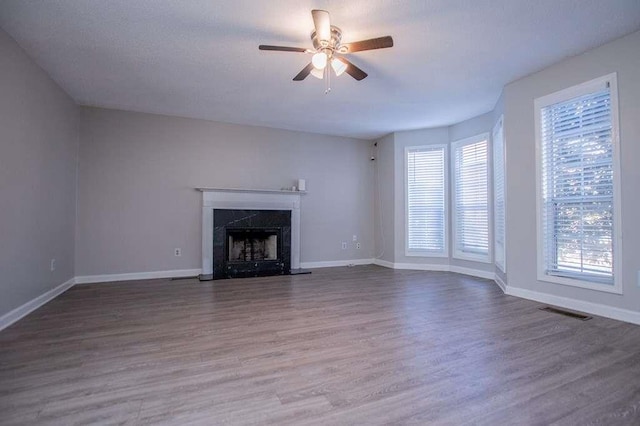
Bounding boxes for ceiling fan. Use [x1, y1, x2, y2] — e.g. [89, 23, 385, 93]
[259, 9, 393, 92]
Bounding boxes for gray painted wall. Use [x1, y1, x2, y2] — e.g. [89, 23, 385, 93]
[76, 107, 375, 276]
[373, 133, 395, 263]
[0, 29, 78, 317]
[492, 91, 505, 124]
[448, 112, 493, 143]
[503, 30, 640, 312]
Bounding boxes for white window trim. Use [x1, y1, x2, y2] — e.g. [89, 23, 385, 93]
[493, 115, 506, 273]
[534, 72, 622, 294]
[451, 133, 492, 263]
[404, 144, 449, 258]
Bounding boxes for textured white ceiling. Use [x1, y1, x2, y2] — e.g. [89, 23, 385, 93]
[1, 1, 639, 139]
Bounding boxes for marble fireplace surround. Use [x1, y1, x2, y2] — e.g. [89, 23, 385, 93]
[197, 188, 303, 278]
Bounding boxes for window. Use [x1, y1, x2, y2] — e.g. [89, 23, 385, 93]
[493, 116, 506, 272]
[452, 134, 490, 262]
[535, 73, 621, 293]
[405, 145, 448, 256]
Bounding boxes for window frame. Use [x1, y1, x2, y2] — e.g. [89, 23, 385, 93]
[404, 144, 449, 258]
[451, 133, 492, 263]
[493, 115, 506, 273]
[534, 73, 622, 294]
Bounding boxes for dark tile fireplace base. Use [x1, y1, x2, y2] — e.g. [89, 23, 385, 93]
[212, 209, 291, 280]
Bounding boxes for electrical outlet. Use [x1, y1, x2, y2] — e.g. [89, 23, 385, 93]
[174, 248, 182, 257]
[356, 242, 361, 249]
[341, 242, 347, 250]
[50, 258, 56, 271]
[353, 235, 358, 242]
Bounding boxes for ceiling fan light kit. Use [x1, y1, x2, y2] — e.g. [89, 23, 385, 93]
[331, 58, 347, 76]
[311, 51, 327, 69]
[258, 9, 393, 94]
[310, 67, 324, 79]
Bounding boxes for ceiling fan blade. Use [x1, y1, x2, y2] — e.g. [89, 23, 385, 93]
[341, 36, 394, 53]
[311, 9, 331, 43]
[259, 45, 308, 53]
[340, 58, 368, 81]
[293, 63, 315, 81]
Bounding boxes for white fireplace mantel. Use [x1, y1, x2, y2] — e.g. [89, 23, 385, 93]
[196, 187, 307, 195]
[199, 188, 302, 277]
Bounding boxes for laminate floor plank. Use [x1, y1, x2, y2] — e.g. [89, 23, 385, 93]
[1, 266, 639, 425]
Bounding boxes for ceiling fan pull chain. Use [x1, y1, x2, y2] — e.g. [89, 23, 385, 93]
[325, 64, 331, 94]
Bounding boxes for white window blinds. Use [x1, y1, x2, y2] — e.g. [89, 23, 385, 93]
[493, 117, 506, 272]
[453, 137, 489, 260]
[540, 85, 615, 284]
[406, 146, 447, 255]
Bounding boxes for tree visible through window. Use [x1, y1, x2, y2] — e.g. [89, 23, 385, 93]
[538, 78, 618, 286]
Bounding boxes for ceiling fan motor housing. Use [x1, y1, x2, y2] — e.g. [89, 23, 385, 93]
[311, 26, 342, 53]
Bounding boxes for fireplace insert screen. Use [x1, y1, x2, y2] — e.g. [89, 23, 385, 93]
[213, 209, 291, 279]
[227, 229, 278, 262]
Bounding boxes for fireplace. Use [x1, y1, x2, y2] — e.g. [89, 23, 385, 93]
[213, 209, 291, 279]
[198, 188, 303, 280]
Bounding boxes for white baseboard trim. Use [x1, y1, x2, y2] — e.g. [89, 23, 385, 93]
[373, 259, 501, 290]
[449, 265, 495, 280]
[0, 278, 75, 332]
[372, 260, 640, 325]
[505, 286, 640, 326]
[372, 259, 490, 278]
[300, 259, 374, 269]
[494, 274, 507, 293]
[372, 259, 394, 269]
[74, 268, 202, 285]
[372, 258, 449, 271]
[390, 262, 450, 272]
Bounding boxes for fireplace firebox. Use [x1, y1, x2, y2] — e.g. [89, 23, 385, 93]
[227, 229, 279, 262]
[213, 209, 291, 279]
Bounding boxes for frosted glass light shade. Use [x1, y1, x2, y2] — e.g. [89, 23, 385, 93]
[312, 52, 327, 69]
[331, 58, 347, 76]
[310, 68, 324, 79]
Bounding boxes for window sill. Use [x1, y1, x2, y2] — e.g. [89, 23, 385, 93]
[537, 272, 622, 295]
[453, 251, 490, 263]
[405, 250, 448, 258]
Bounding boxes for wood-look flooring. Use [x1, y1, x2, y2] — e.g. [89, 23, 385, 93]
[2, 265, 640, 425]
